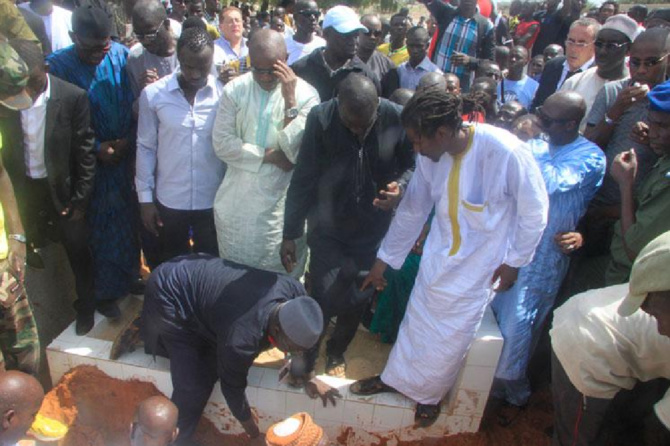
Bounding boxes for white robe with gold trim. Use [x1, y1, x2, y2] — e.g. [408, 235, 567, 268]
[378, 124, 549, 404]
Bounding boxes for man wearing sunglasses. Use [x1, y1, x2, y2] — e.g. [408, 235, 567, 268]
[531, 18, 599, 111]
[127, 1, 177, 108]
[492, 91, 605, 417]
[585, 29, 670, 226]
[291, 5, 380, 102]
[285, 0, 324, 65]
[213, 29, 319, 279]
[357, 14, 394, 85]
[561, 15, 638, 131]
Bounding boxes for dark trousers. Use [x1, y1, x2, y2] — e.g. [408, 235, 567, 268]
[156, 201, 218, 264]
[302, 235, 377, 373]
[163, 328, 218, 443]
[22, 178, 95, 315]
[551, 349, 612, 446]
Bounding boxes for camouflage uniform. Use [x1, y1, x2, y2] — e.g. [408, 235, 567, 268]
[0, 42, 40, 375]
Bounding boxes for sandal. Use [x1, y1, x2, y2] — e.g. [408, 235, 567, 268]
[414, 403, 441, 428]
[325, 354, 346, 378]
[349, 375, 396, 396]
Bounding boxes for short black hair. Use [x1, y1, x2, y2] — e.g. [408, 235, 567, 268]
[600, 0, 619, 13]
[182, 16, 207, 31]
[401, 88, 463, 137]
[177, 26, 213, 55]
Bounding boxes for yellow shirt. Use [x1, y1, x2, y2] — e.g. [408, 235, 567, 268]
[0, 133, 8, 260]
[377, 42, 409, 66]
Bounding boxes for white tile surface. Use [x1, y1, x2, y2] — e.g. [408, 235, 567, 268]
[285, 390, 316, 415]
[459, 365, 496, 392]
[451, 389, 489, 417]
[313, 397, 345, 422]
[256, 388, 286, 414]
[370, 405, 406, 431]
[341, 400, 374, 427]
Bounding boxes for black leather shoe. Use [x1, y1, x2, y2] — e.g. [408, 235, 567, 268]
[26, 249, 45, 269]
[97, 301, 121, 319]
[76, 312, 94, 336]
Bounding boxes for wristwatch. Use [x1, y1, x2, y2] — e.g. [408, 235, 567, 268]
[285, 107, 299, 119]
[8, 234, 26, 243]
[604, 114, 616, 125]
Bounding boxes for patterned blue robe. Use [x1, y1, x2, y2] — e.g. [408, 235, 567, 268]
[491, 136, 606, 406]
[47, 43, 139, 301]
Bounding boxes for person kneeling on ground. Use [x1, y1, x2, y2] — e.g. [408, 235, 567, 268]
[551, 230, 670, 446]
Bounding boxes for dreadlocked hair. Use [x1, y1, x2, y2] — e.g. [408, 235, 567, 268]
[401, 88, 463, 137]
[177, 26, 213, 55]
[461, 90, 488, 122]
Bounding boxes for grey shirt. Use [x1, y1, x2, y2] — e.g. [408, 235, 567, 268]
[586, 78, 659, 206]
[127, 43, 179, 99]
[365, 50, 395, 85]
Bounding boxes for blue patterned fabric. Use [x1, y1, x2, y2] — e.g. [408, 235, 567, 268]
[47, 43, 139, 301]
[491, 136, 606, 406]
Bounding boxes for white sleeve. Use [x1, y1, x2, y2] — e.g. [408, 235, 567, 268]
[503, 145, 549, 268]
[135, 90, 158, 204]
[377, 159, 433, 270]
[276, 84, 320, 164]
[212, 84, 265, 173]
[655, 387, 670, 430]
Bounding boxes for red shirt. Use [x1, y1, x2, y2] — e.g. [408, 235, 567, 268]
[514, 20, 541, 50]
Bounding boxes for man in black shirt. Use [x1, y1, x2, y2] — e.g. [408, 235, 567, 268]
[291, 5, 380, 101]
[281, 74, 414, 378]
[532, 0, 580, 57]
[141, 254, 327, 445]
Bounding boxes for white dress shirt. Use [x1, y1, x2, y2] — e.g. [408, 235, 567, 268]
[21, 75, 51, 179]
[136, 72, 226, 210]
[557, 56, 594, 90]
[19, 4, 72, 52]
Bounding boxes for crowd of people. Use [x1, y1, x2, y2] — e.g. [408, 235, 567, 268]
[1, 0, 670, 445]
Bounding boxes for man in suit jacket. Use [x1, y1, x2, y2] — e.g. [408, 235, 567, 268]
[531, 18, 599, 110]
[0, 39, 97, 335]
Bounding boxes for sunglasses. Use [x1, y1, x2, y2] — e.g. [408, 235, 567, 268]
[594, 40, 629, 51]
[134, 28, 161, 41]
[630, 54, 669, 69]
[251, 66, 276, 76]
[362, 27, 383, 38]
[298, 9, 320, 18]
[536, 107, 572, 127]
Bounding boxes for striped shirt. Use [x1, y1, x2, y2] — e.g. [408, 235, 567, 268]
[435, 16, 486, 89]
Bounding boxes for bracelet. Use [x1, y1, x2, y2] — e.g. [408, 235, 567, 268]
[8, 234, 26, 243]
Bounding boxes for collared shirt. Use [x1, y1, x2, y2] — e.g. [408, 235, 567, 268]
[214, 36, 248, 62]
[435, 16, 481, 87]
[397, 56, 442, 90]
[607, 155, 670, 284]
[377, 42, 409, 66]
[136, 72, 226, 210]
[556, 56, 594, 90]
[21, 75, 51, 179]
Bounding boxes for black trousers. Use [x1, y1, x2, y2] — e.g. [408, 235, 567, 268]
[156, 201, 218, 264]
[21, 178, 95, 315]
[301, 235, 377, 374]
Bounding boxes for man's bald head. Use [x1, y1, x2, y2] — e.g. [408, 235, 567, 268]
[249, 28, 287, 60]
[0, 371, 44, 446]
[633, 27, 670, 52]
[360, 13, 381, 29]
[417, 72, 447, 92]
[337, 74, 379, 136]
[249, 29, 287, 91]
[544, 90, 587, 122]
[131, 396, 179, 446]
[132, 0, 167, 26]
[389, 88, 414, 106]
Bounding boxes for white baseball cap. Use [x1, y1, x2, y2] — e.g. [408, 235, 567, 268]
[322, 5, 367, 34]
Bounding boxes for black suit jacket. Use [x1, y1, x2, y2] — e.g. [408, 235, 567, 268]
[531, 56, 566, 111]
[0, 75, 96, 213]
